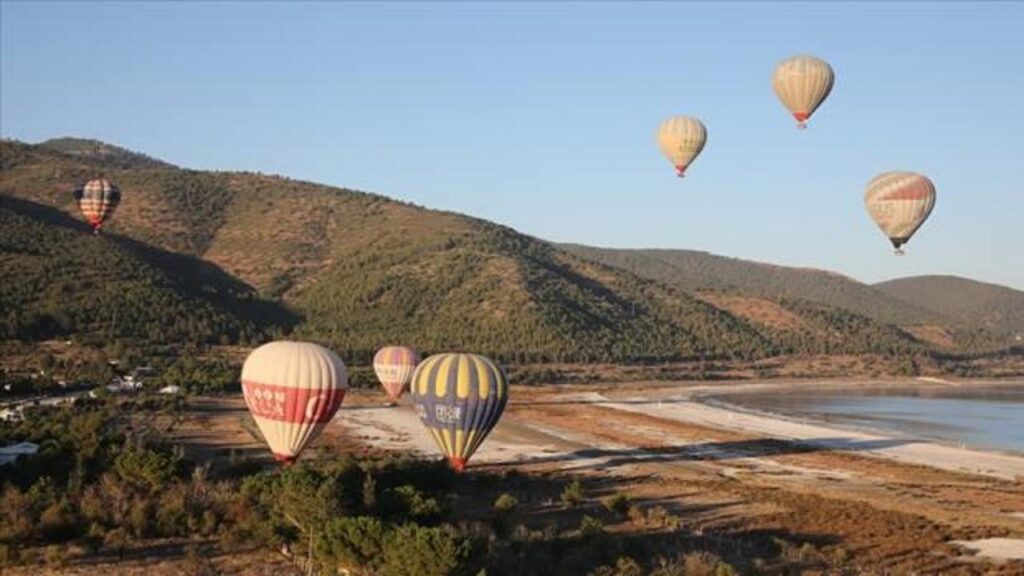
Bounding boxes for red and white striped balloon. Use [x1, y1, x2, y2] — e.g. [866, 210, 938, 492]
[373, 345, 420, 403]
[241, 341, 348, 463]
[864, 172, 936, 254]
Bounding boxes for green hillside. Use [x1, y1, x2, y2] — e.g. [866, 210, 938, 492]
[0, 138, 950, 362]
[0, 194, 291, 348]
[876, 276, 1024, 338]
[560, 244, 944, 326]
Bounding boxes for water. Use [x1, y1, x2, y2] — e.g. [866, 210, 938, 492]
[713, 385, 1024, 454]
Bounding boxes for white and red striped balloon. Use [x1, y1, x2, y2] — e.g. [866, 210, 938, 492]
[864, 172, 936, 254]
[373, 345, 420, 403]
[241, 341, 348, 463]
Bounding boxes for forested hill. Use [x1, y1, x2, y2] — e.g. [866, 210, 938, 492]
[559, 244, 945, 326]
[875, 276, 1024, 338]
[0, 194, 292, 347]
[0, 138, 998, 362]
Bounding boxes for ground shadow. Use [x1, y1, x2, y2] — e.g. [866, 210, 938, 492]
[484, 436, 915, 472]
[0, 194, 300, 332]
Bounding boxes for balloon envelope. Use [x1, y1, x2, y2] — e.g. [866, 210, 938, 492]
[772, 55, 835, 128]
[656, 116, 707, 177]
[241, 341, 348, 463]
[410, 353, 508, 471]
[373, 346, 420, 402]
[73, 179, 121, 232]
[864, 172, 936, 253]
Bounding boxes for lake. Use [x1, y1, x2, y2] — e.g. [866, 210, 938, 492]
[712, 384, 1024, 454]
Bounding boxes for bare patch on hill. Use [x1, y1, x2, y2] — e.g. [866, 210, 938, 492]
[697, 293, 811, 331]
[901, 324, 957, 348]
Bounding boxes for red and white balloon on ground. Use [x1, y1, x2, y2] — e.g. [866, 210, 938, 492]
[241, 341, 348, 463]
[373, 345, 420, 405]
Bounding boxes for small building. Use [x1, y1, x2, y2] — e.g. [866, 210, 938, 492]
[134, 366, 158, 378]
[158, 385, 182, 395]
[0, 442, 39, 466]
[0, 407, 23, 422]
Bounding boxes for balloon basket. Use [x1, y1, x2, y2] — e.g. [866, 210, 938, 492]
[893, 249, 905, 256]
[796, 122, 807, 130]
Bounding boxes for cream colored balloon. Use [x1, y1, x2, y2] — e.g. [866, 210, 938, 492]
[241, 341, 349, 463]
[656, 116, 707, 177]
[864, 172, 936, 255]
[772, 55, 835, 129]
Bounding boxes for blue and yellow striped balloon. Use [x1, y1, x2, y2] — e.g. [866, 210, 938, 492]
[410, 353, 508, 472]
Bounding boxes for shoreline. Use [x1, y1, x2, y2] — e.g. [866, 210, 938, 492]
[586, 379, 1024, 481]
[687, 376, 1024, 456]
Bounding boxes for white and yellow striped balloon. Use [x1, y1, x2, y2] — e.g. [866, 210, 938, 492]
[772, 55, 835, 129]
[241, 341, 348, 463]
[656, 116, 707, 177]
[864, 172, 936, 254]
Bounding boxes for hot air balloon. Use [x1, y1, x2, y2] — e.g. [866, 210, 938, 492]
[772, 55, 835, 129]
[864, 172, 936, 255]
[656, 116, 707, 177]
[241, 341, 348, 463]
[73, 178, 121, 233]
[411, 353, 508, 472]
[373, 345, 420, 406]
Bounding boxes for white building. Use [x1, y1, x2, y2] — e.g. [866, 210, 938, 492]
[0, 442, 39, 466]
[0, 407, 22, 422]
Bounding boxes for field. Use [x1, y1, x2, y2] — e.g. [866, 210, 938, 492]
[8, 378, 1024, 575]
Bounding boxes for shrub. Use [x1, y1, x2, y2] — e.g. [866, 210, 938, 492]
[590, 556, 643, 576]
[578, 516, 604, 540]
[0, 543, 19, 567]
[381, 485, 443, 523]
[43, 544, 68, 568]
[561, 479, 585, 508]
[602, 493, 630, 517]
[316, 516, 387, 572]
[38, 500, 78, 541]
[113, 448, 180, 494]
[493, 493, 518, 514]
[379, 524, 472, 576]
[682, 552, 733, 576]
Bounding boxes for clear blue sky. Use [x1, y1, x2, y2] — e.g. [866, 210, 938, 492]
[3, 2, 1022, 289]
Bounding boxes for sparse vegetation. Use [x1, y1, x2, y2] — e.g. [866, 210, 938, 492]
[561, 479, 585, 508]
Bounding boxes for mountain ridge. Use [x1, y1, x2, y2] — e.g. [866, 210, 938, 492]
[875, 275, 1024, 338]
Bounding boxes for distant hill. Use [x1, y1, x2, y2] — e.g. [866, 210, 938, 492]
[37, 137, 175, 169]
[560, 245, 943, 326]
[0, 138, 972, 362]
[875, 276, 1024, 338]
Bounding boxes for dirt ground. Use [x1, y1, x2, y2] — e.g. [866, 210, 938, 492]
[332, 378, 1024, 574]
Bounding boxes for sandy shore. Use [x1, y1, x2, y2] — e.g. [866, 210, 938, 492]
[339, 378, 1024, 480]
